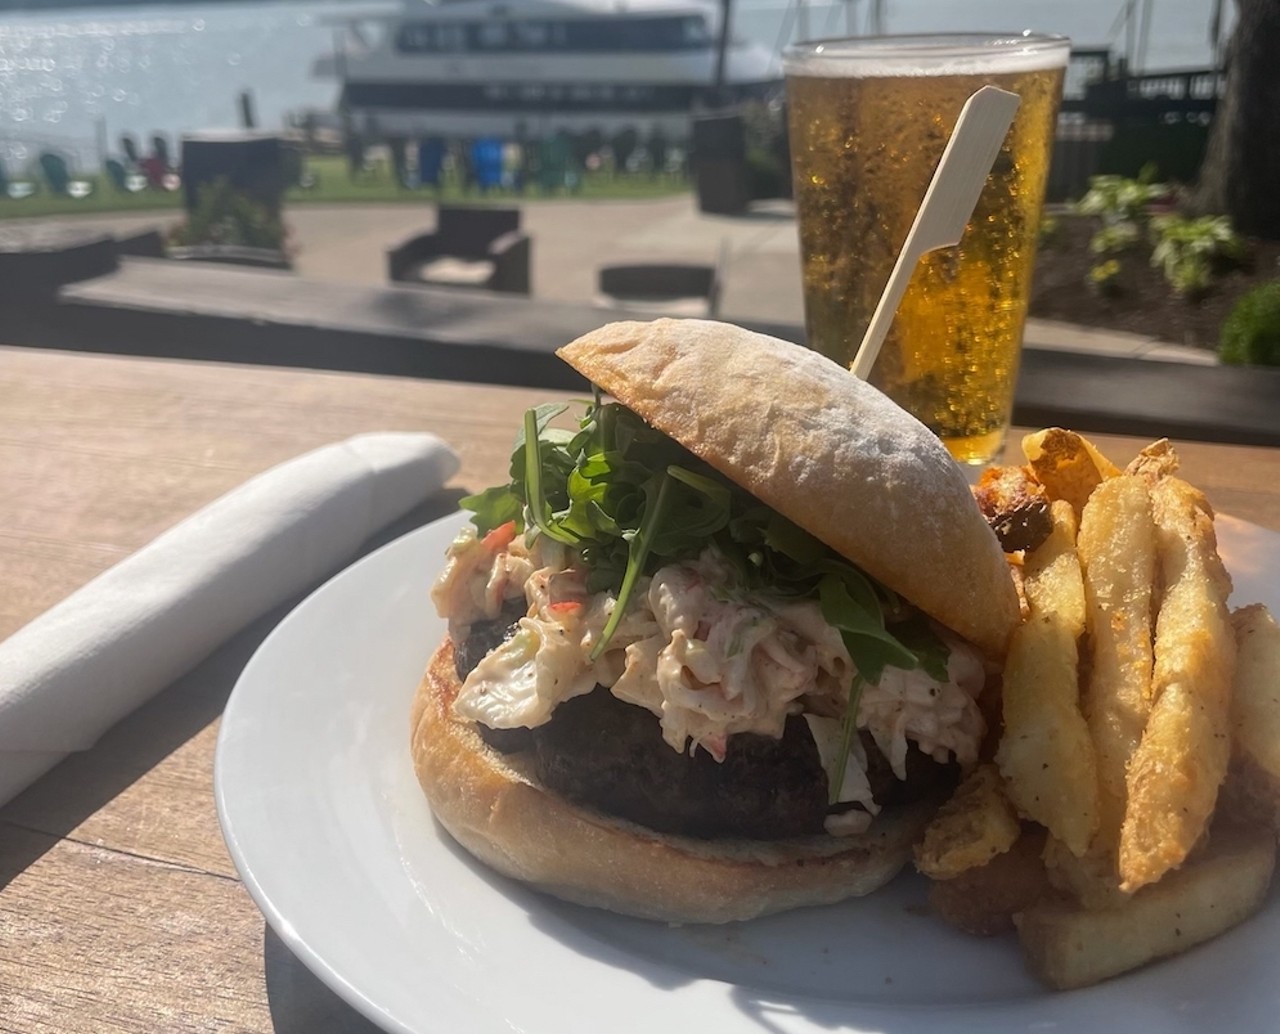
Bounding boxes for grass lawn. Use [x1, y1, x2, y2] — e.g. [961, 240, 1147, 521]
[0, 154, 689, 221]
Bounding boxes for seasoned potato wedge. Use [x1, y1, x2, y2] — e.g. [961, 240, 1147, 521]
[1230, 604, 1280, 785]
[1119, 478, 1235, 892]
[998, 500, 1097, 856]
[928, 830, 1050, 937]
[1021, 427, 1121, 517]
[1077, 475, 1157, 848]
[1016, 824, 1275, 990]
[914, 764, 1021, 881]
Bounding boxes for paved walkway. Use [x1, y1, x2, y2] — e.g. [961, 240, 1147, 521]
[3, 195, 1214, 365]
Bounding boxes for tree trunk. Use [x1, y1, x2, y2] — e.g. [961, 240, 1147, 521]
[1195, 0, 1280, 239]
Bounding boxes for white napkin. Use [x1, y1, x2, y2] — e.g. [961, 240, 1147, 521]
[0, 432, 459, 807]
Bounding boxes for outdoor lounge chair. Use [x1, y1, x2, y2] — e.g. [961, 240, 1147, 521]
[387, 204, 531, 295]
[37, 152, 92, 200]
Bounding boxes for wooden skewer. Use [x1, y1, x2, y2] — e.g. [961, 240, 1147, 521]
[849, 85, 1022, 381]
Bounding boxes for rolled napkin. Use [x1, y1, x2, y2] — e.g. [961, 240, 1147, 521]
[0, 432, 459, 807]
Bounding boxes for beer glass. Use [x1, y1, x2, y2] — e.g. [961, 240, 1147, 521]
[784, 33, 1069, 466]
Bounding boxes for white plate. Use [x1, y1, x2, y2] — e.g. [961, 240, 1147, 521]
[215, 511, 1280, 1034]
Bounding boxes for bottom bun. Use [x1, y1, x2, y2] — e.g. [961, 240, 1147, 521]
[411, 641, 936, 924]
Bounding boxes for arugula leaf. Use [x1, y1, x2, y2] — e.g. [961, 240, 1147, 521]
[818, 575, 919, 685]
[460, 482, 521, 531]
[463, 400, 951, 685]
[591, 470, 674, 660]
[523, 409, 579, 546]
[830, 674, 866, 806]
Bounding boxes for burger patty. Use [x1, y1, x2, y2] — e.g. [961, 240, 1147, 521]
[533, 687, 828, 839]
[454, 614, 958, 839]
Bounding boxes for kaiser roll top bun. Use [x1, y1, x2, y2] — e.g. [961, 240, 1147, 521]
[557, 318, 1019, 657]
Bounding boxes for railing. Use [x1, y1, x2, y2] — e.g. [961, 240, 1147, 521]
[1062, 65, 1223, 122]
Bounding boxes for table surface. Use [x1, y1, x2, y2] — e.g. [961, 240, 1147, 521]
[3, 345, 1279, 1033]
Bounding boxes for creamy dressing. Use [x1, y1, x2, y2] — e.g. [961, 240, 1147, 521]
[433, 526, 987, 831]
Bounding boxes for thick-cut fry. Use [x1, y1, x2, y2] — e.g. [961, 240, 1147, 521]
[1022, 500, 1087, 637]
[1042, 835, 1132, 909]
[924, 428, 1279, 990]
[928, 830, 1050, 936]
[1221, 607, 1280, 830]
[1229, 604, 1280, 783]
[998, 620, 1098, 856]
[1125, 438, 1180, 482]
[1016, 824, 1275, 990]
[914, 764, 1021, 880]
[997, 502, 1098, 856]
[1077, 476, 1157, 849]
[1021, 428, 1122, 517]
[1119, 478, 1235, 892]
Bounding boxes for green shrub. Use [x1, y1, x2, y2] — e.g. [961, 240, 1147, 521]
[1087, 258, 1123, 296]
[168, 177, 288, 252]
[1220, 282, 1280, 366]
[1149, 214, 1243, 298]
[1089, 220, 1141, 255]
[1075, 172, 1168, 225]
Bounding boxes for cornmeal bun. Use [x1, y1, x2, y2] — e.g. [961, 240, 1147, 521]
[414, 319, 1019, 924]
[412, 641, 937, 923]
[557, 319, 1019, 657]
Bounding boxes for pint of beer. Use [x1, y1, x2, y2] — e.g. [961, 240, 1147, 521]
[784, 34, 1069, 466]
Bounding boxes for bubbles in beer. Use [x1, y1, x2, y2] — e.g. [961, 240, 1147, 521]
[787, 61, 1065, 465]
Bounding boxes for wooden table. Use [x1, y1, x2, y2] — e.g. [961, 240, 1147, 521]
[3, 346, 1279, 1033]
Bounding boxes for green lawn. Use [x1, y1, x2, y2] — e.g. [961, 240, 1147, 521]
[0, 154, 689, 221]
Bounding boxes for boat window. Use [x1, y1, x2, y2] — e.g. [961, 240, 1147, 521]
[394, 16, 710, 54]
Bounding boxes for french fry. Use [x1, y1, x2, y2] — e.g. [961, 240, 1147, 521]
[1021, 428, 1121, 517]
[1229, 604, 1280, 785]
[997, 502, 1098, 856]
[1077, 476, 1157, 850]
[923, 428, 1280, 990]
[914, 764, 1021, 880]
[1125, 438, 1180, 482]
[1016, 824, 1275, 990]
[1217, 607, 1280, 831]
[928, 829, 1050, 936]
[1042, 835, 1133, 910]
[1119, 477, 1235, 892]
[1022, 501, 1088, 636]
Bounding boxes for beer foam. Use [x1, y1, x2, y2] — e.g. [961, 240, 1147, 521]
[783, 34, 1070, 78]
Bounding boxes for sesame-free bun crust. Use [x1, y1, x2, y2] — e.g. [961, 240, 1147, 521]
[412, 642, 934, 924]
[557, 319, 1018, 656]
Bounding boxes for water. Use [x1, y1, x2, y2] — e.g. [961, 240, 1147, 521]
[0, 0, 1228, 172]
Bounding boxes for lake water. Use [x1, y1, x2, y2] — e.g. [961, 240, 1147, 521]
[0, 0, 1229, 170]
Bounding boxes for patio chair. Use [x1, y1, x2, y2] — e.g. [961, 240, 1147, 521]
[105, 158, 129, 192]
[0, 159, 33, 199]
[595, 244, 726, 319]
[38, 152, 71, 195]
[472, 138, 505, 193]
[387, 204, 531, 295]
[417, 137, 446, 191]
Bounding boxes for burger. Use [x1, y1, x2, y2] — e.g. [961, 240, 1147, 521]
[412, 319, 1019, 923]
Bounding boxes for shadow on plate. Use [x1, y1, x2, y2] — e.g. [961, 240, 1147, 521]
[264, 923, 384, 1033]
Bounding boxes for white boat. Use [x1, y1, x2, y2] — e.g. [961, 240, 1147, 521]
[319, 0, 782, 138]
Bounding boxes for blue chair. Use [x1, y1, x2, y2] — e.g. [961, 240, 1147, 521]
[417, 137, 446, 191]
[472, 138, 504, 193]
